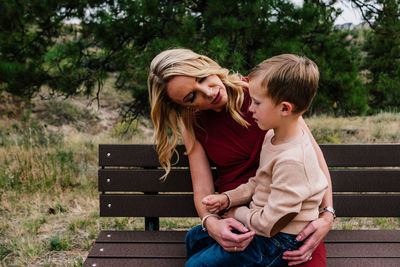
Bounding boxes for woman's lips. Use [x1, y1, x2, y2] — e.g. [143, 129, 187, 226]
[211, 90, 222, 104]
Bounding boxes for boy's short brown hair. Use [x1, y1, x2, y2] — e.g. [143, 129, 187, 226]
[249, 54, 319, 114]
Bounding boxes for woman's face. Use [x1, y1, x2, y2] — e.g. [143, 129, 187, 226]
[166, 75, 228, 112]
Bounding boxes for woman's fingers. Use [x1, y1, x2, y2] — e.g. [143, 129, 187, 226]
[207, 218, 255, 252]
[283, 215, 333, 264]
[221, 218, 255, 251]
[283, 231, 318, 262]
[296, 220, 317, 242]
[283, 248, 314, 265]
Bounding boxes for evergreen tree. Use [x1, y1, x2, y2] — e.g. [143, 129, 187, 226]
[299, 1, 367, 115]
[198, 0, 366, 115]
[0, 0, 95, 99]
[364, 0, 400, 111]
[1, 0, 367, 116]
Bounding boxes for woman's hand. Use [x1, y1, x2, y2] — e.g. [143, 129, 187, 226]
[282, 212, 334, 265]
[205, 216, 255, 252]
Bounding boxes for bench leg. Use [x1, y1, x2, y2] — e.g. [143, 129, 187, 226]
[145, 217, 159, 231]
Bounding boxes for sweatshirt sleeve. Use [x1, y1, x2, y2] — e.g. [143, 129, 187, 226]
[224, 176, 257, 207]
[233, 160, 311, 237]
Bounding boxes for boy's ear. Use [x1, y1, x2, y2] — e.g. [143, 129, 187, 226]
[280, 101, 294, 116]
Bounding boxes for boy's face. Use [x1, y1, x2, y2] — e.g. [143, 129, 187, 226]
[248, 77, 281, 131]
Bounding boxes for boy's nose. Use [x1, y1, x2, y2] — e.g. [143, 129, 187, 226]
[249, 102, 255, 113]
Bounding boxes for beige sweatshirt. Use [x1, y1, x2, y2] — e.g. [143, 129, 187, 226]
[225, 130, 328, 237]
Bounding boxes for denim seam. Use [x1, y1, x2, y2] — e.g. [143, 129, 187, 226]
[267, 251, 284, 267]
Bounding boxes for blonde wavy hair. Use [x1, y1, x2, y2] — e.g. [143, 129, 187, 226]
[148, 48, 248, 179]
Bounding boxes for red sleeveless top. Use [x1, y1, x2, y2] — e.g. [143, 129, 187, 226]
[193, 85, 267, 193]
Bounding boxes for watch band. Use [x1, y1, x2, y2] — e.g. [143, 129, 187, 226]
[319, 206, 336, 219]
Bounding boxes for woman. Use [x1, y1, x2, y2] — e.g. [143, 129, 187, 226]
[148, 48, 334, 266]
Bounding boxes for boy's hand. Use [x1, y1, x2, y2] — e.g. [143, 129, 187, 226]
[202, 194, 229, 214]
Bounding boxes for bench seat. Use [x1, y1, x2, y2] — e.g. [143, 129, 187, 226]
[84, 230, 400, 266]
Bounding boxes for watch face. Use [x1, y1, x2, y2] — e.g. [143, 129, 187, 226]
[320, 207, 336, 218]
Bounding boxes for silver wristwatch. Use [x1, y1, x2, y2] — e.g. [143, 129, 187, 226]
[319, 206, 336, 219]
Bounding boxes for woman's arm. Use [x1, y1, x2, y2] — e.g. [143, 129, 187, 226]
[282, 117, 334, 265]
[300, 117, 333, 210]
[181, 124, 255, 252]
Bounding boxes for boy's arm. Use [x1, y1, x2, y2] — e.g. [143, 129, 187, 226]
[231, 160, 322, 237]
[224, 175, 257, 208]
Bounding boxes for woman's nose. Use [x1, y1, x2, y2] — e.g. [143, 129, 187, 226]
[199, 86, 213, 98]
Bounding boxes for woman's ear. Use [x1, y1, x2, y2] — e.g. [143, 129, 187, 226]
[280, 101, 294, 116]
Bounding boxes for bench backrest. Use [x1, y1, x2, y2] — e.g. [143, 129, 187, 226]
[98, 144, 400, 230]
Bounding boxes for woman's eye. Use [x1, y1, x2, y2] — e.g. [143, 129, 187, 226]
[189, 92, 197, 103]
[183, 91, 197, 103]
[196, 77, 207, 83]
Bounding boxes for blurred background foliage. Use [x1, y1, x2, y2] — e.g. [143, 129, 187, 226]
[1, 0, 399, 117]
[1, 2, 400, 264]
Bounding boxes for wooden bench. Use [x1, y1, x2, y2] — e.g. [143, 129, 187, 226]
[83, 144, 400, 267]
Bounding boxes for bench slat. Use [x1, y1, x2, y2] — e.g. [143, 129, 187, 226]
[100, 194, 400, 217]
[326, 258, 400, 267]
[88, 242, 186, 257]
[321, 144, 400, 167]
[326, 243, 400, 257]
[83, 256, 400, 267]
[325, 230, 400, 242]
[331, 169, 400, 192]
[99, 144, 400, 167]
[83, 258, 187, 267]
[96, 230, 187, 242]
[99, 144, 188, 167]
[100, 194, 197, 217]
[98, 169, 194, 192]
[94, 230, 400, 243]
[90, 242, 400, 258]
[98, 169, 400, 193]
[334, 194, 400, 217]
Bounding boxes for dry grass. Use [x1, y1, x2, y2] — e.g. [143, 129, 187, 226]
[305, 113, 400, 144]
[0, 130, 152, 266]
[1, 90, 399, 266]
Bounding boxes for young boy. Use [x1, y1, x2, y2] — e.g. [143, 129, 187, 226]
[185, 54, 329, 267]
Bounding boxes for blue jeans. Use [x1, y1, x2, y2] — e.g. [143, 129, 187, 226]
[185, 225, 302, 267]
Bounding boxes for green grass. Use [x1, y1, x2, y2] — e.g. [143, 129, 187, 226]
[0, 94, 399, 266]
